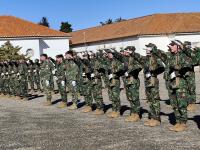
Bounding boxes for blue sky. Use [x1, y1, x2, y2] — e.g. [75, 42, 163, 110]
[0, 0, 200, 31]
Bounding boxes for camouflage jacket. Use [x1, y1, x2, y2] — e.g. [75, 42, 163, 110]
[32, 62, 40, 76]
[133, 53, 164, 78]
[152, 48, 192, 91]
[65, 59, 79, 81]
[55, 60, 66, 81]
[27, 63, 34, 77]
[40, 60, 54, 80]
[18, 62, 28, 79]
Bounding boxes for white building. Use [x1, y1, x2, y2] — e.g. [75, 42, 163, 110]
[70, 12, 200, 55]
[0, 16, 71, 60]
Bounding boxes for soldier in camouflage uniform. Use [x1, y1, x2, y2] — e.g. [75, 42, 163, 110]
[64, 51, 79, 110]
[40, 54, 54, 106]
[33, 59, 42, 93]
[134, 43, 164, 127]
[9, 61, 18, 98]
[104, 49, 124, 118]
[48, 57, 55, 94]
[152, 40, 190, 132]
[121, 46, 143, 122]
[76, 52, 94, 113]
[0, 62, 4, 95]
[51, 55, 68, 108]
[27, 60, 35, 94]
[182, 41, 197, 112]
[1, 62, 8, 96]
[88, 51, 105, 115]
[17, 59, 29, 100]
[4, 61, 11, 97]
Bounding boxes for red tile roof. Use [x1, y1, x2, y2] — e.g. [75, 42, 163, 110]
[0, 16, 70, 38]
[70, 12, 200, 45]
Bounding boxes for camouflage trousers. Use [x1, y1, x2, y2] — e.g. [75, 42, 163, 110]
[4, 78, 10, 95]
[9, 77, 18, 96]
[18, 78, 28, 98]
[50, 75, 54, 92]
[66, 80, 78, 104]
[108, 79, 121, 112]
[82, 81, 93, 107]
[145, 78, 160, 121]
[27, 75, 34, 90]
[57, 80, 67, 103]
[185, 72, 196, 104]
[169, 79, 188, 124]
[0, 78, 4, 93]
[41, 78, 52, 101]
[92, 82, 104, 109]
[33, 73, 41, 91]
[124, 78, 140, 114]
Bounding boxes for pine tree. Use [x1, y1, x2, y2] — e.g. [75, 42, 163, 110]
[0, 41, 26, 61]
[60, 22, 73, 33]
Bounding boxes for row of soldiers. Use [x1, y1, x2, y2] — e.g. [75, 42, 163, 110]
[0, 39, 199, 132]
[39, 39, 200, 132]
[0, 59, 43, 100]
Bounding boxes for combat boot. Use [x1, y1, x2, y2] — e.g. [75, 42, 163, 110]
[169, 123, 181, 131]
[125, 113, 140, 122]
[148, 119, 161, 127]
[107, 111, 114, 117]
[170, 123, 187, 132]
[187, 104, 196, 112]
[144, 119, 152, 126]
[43, 101, 52, 106]
[58, 101, 67, 108]
[22, 97, 28, 101]
[81, 106, 92, 113]
[93, 109, 104, 115]
[109, 111, 120, 118]
[15, 96, 21, 100]
[68, 103, 77, 110]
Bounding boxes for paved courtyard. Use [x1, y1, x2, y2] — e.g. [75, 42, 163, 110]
[0, 72, 200, 150]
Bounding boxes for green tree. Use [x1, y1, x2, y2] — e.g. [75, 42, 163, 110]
[0, 41, 26, 61]
[100, 18, 126, 26]
[60, 22, 73, 33]
[38, 17, 50, 27]
[100, 18, 113, 26]
[115, 17, 126, 22]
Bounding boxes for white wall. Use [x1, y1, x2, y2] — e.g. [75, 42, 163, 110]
[0, 39, 40, 60]
[71, 33, 200, 56]
[0, 38, 69, 60]
[72, 37, 139, 53]
[39, 38, 69, 58]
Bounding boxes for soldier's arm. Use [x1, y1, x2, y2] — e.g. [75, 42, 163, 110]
[152, 48, 168, 65]
[49, 57, 56, 65]
[132, 52, 146, 67]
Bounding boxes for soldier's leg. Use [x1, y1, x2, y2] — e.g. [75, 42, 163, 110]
[169, 90, 188, 132]
[109, 79, 121, 116]
[35, 75, 41, 92]
[50, 75, 54, 92]
[186, 74, 196, 112]
[125, 80, 140, 122]
[57, 81, 67, 108]
[93, 83, 104, 115]
[42, 79, 52, 105]
[93, 83, 104, 109]
[81, 82, 93, 113]
[21, 79, 29, 100]
[186, 73, 196, 104]
[148, 86, 161, 121]
[144, 80, 161, 127]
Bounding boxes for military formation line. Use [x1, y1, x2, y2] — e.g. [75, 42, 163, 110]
[0, 40, 200, 132]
